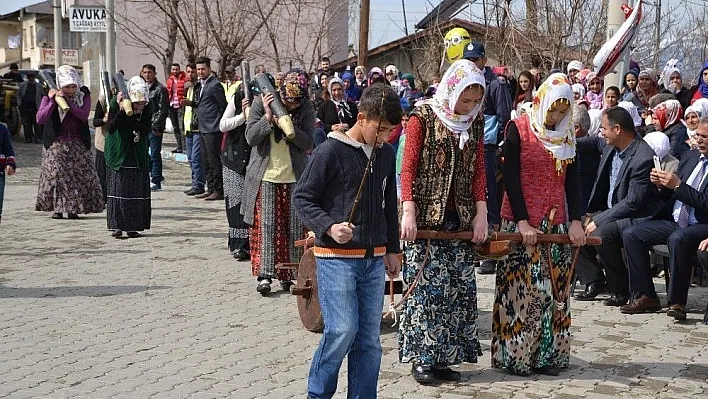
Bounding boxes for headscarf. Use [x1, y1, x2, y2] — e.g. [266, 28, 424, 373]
[637, 68, 659, 107]
[661, 67, 681, 91]
[587, 108, 603, 137]
[55, 65, 84, 121]
[529, 73, 576, 171]
[385, 64, 399, 78]
[652, 99, 683, 131]
[328, 77, 352, 121]
[585, 73, 604, 110]
[617, 101, 642, 127]
[341, 72, 361, 102]
[683, 98, 708, 142]
[368, 67, 384, 86]
[128, 76, 149, 103]
[418, 59, 485, 149]
[401, 73, 416, 90]
[280, 69, 309, 104]
[643, 131, 671, 160]
[576, 68, 592, 86]
[571, 83, 586, 98]
[697, 60, 708, 98]
[567, 60, 583, 74]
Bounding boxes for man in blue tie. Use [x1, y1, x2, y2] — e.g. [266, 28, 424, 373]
[621, 117, 708, 319]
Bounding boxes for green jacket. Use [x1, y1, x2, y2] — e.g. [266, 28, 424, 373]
[104, 97, 153, 171]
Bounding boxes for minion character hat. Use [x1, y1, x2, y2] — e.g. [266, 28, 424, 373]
[444, 27, 471, 63]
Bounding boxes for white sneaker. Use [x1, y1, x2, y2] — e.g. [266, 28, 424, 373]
[150, 183, 161, 191]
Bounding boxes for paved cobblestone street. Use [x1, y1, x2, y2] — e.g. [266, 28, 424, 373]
[1, 140, 707, 398]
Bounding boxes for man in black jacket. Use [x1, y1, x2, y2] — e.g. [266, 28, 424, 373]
[190, 57, 226, 200]
[141, 64, 169, 190]
[575, 107, 662, 306]
[620, 118, 708, 319]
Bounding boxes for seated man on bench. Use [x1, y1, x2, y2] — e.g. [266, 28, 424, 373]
[621, 117, 708, 320]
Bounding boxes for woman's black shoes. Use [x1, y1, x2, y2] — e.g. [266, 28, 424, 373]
[431, 366, 461, 381]
[411, 363, 435, 384]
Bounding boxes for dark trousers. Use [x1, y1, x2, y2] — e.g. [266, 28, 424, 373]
[484, 145, 501, 226]
[20, 109, 41, 142]
[168, 107, 185, 151]
[622, 220, 708, 305]
[148, 132, 163, 185]
[577, 218, 636, 293]
[202, 132, 224, 194]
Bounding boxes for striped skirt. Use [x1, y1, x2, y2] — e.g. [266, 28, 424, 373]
[106, 166, 151, 232]
[223, 166, 249, 253]
[249, 181, 304, 281]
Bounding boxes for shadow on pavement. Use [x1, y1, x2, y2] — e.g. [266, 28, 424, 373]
[0, 285, 170, 298]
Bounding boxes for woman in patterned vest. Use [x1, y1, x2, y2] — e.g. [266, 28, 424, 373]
[398, 60, 488, 384]
[492, 73, 586, 376]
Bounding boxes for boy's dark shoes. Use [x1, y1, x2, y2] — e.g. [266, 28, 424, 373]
[51, 212, 63, 219]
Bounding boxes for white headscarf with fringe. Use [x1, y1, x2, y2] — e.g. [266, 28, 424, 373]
[418, 59, 486, 149]
[529, 73, 576, 172]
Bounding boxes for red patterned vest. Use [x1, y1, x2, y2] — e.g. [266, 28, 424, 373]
[500, 113, 568, 228]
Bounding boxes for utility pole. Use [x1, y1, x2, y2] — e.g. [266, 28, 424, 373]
[358, 0, 370, 67]
[401, 0, 408, 36]
[653, 0, 661, 71]
[603, 0, 628, 89]
[106, 0, 116, 73]
[53, 0, 63, 68]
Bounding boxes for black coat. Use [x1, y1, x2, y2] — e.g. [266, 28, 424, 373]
[655, 149, 708, 224]
[147, 80, 169, 133]
[587, 135, 663, 227]
[316, 99, 358, 134]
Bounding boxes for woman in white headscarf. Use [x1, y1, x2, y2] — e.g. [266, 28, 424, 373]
[398, 59, 488, 384]
[103, 76, 153, 238]
[493, 73, 585, 377]
[315, 76, 358, 135]
[652, 99, 690, 159]
[35, 65, 104, 219]
[644, 131, 679, 173]
[660, 61, 691, 109]
[683, 98, 708, 148]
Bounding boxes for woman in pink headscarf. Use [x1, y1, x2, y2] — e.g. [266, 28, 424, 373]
[652, 99, 689, 160]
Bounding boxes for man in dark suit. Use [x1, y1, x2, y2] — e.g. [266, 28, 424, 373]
[575, 107, 662, 306]
[620, 118, 708, 318]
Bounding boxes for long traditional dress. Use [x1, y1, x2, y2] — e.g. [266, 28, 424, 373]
[104, 80, 153, 233]
[242, 70, 314, 283]
[35, 66, 104, 215]
[492, 74, 581, 375]
[219, 86, 251, 255]
[398, 61, 488, 368]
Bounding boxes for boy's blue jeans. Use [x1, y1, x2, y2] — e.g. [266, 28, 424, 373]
[308, 257, 385, 399]
[0, 172, 5, 217]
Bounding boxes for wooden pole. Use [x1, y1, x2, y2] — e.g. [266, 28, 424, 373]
[358, 0, 370, 67]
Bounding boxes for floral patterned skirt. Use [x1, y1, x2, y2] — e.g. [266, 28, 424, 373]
[36, 141, 105, 215]
[491, 219, 572, 375]
[398, 239, 481, 367]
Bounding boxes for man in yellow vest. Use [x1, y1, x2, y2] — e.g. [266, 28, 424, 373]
[181, 63, 206, 196]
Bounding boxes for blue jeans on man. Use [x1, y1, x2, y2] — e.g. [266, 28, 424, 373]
[308, 257, 385, 399]
[484, 144, 501, 226]
[149, 131, 163, 188]
[185, 133, 205, 191]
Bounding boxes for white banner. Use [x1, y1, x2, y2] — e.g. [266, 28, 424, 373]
[69, 6, 107, 32]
